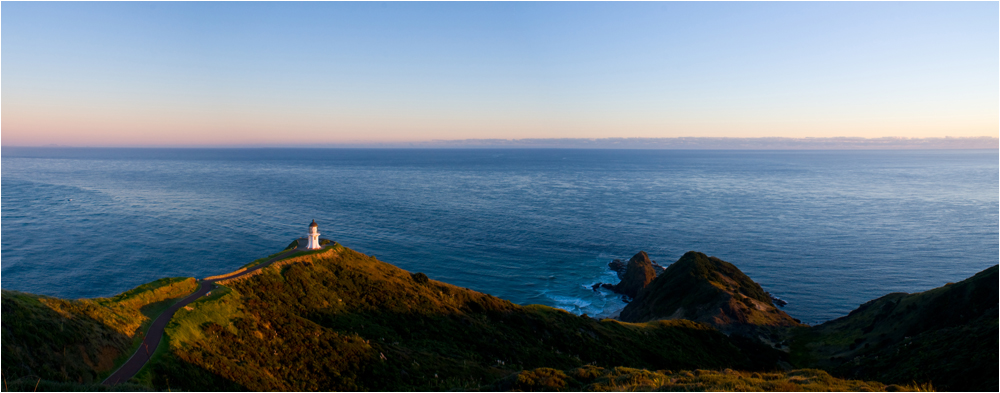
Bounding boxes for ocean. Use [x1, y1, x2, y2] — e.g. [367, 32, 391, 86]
[2, 148, 996, 324]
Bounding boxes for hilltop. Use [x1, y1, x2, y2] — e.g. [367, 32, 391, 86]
[619, 251, 802, 338]
[140, 244, 778, 391]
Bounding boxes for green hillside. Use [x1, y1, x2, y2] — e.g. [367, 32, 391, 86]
[791, 265, 998, 391]
[1, 277, 197, 385]
[139, 245, 778, 391]
[4, 244, 991, 391]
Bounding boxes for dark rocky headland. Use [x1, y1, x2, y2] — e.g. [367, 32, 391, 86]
[2, 244, 995, 391]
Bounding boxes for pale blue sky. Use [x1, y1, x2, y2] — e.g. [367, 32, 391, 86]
[2, 2, 997, 146]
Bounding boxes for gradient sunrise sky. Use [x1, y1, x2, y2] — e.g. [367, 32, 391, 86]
[2, 2, 997, 147]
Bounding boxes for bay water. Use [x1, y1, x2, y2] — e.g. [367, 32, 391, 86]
[2, 148, 996, 324]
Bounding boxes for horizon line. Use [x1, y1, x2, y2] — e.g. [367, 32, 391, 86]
[3, 136, 998, 150]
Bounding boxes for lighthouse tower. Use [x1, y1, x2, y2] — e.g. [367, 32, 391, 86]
[306, 220, 321, 249]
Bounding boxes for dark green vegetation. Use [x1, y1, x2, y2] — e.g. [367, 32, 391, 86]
[1, 277, 197, 387]
[791, 265, 998, 392]
[141, 245, 782, 391]
[610, 251, 996, 391]
[2, 379, 150, 392]
[500, 366, 930, 392]
[620, 251, 801, 337]
[3, 244, 994, 391]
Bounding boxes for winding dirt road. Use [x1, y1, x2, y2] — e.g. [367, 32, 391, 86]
[102, 241, 323, 385]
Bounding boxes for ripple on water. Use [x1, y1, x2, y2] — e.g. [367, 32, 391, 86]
[1, 149, 997, 325]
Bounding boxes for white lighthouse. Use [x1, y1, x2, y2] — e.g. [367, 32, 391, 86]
[306, 220, 321, 249]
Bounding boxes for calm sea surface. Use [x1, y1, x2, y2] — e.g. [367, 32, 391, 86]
[2, 148, 997, 324]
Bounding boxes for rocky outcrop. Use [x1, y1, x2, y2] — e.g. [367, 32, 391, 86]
[619, 251, 802, 337]
[768, 293, 788, 307]
[650, 260, 666, 275]
[608, 259, 628, 279]
[598, 252, 668, 298]
[610, 256, 666, 279]
[613, 251, 658, 298]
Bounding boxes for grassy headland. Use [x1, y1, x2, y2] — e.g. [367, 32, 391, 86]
[141, 244, 776, 391]
[3, 243, 994, 391]
[1, 277, 197, 386]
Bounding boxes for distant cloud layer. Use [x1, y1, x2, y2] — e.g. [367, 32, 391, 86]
[326, 137, 999, 150]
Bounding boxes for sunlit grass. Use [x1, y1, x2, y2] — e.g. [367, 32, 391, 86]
[504, 366, 934, 391]
[1, 277, 198, 386]
[164, 286, 243, 348]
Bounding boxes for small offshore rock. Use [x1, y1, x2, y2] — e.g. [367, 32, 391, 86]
[599, 252, 658, 299]
[650, 260, 667, 275]
[767, 292, 788, 307]
[608, 259, 628, 279]
[614, 251, 658, 298]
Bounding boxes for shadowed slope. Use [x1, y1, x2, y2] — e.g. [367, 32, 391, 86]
[792, 265, 998, 391]
[619, 251, 801, 337]
[1, 277, 197, 385]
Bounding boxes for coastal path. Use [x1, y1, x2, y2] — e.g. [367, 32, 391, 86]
[102, 241, 327, 386]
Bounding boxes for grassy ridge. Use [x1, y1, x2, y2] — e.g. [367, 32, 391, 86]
[1, 277, 197, 385]
[98, 277, 198, 312]
[238, 238, 331, 270]
[144, 245, 781, 391]
[791, 265, 998, 391]
[501, 366, 931, 392]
